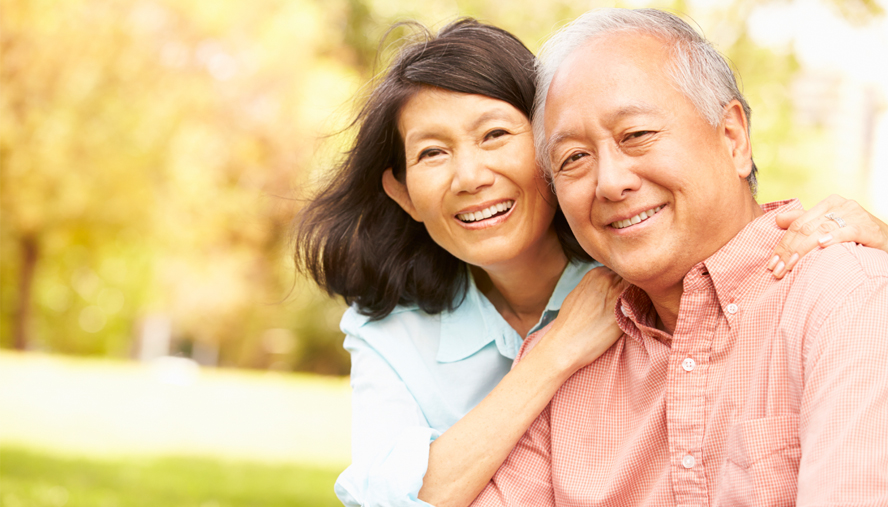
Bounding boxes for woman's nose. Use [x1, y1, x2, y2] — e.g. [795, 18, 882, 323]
[451, 152, 495, 194]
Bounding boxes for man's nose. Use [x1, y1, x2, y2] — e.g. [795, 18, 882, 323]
[451, 151, 495, 194]
[595, 148, 641, 201]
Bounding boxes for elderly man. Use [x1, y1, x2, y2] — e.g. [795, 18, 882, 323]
[472, 8, 888, 507]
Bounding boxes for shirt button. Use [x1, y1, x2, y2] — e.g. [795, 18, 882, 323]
[681, 358, 696, 372]
[621, 305, 630, 317]
[726, 303, 739, 315]
[682, 454, 696, 469]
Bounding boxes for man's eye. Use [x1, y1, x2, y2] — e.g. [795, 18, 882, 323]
[484, 129, 508, 141]
[558, 152, 589, 172]
[626, 131, 652, 141]
[559, 152, 587, 171]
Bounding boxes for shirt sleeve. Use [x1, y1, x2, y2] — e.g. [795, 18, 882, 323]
[796, 268, 888, 506]
[470, 325, 557, 507]
[334, 332, 438, 507]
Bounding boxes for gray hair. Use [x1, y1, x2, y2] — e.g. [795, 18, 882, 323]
[534, 8, 757, 193]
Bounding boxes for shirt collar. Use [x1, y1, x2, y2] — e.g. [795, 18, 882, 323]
[545, 260, 598, 314]
[615, 199, 799, 338]
[437, 261, 598, 363]
[702, 199, 798, 324]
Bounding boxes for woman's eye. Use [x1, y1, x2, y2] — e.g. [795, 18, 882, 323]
[418, 148, 443, 161]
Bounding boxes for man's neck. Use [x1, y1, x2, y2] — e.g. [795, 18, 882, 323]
[649, 285, 684, 335]
[647, 198, 764, 335]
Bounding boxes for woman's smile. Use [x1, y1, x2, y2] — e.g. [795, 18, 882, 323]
[456, 199, 515, 228]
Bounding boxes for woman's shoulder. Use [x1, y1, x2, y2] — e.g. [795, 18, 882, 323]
[340, 303, 439, 340]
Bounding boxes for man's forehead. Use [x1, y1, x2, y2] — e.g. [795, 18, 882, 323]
[543, 32, 673, 130]
[549, 30, 672, 92]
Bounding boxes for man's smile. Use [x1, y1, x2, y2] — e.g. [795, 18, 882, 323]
[609, 205, 664, 229]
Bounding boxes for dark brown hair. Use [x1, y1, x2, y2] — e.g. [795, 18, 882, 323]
[294, 18, 591, 320]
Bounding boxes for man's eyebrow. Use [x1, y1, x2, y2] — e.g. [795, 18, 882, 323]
[605, 104, 659, 122]
[545, 103, 660, 159]
[545, 130, 578, 161]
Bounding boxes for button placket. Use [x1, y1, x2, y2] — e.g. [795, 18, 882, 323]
[669, 274, 716, 504]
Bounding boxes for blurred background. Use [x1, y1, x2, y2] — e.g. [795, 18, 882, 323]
[1, 0, 886, 505]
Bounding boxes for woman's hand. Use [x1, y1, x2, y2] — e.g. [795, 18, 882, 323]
[769, 194, 888, 278]
[418, 265, 626, 507]
[543, 266, 627, 372]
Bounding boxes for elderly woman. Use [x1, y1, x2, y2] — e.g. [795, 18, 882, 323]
[294, 19, 888, 507]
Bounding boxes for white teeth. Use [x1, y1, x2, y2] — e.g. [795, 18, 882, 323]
[457, 200, 514, 223]
[611, 206, 662, 229]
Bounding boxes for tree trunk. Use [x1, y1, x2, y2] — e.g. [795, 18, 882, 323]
[13, 235, 38, 350]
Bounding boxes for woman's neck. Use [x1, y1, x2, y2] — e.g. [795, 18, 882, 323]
[472, 229, 569, 338]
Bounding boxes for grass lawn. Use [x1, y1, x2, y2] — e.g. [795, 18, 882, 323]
[0, 352, 352, 505]
[0, 446, 343, 507]
[0, 352, 351, 467]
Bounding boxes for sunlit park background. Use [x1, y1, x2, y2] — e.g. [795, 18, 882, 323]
[1, 0, 886, 504]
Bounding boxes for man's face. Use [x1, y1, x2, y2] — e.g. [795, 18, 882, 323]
[544, 31, 755, 295]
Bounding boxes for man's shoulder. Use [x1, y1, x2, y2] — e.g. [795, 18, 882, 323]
[772, 243, 888, 336]
[791, 242, 888, 291]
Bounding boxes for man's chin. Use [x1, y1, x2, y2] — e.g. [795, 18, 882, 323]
[602, 254, 681, 293]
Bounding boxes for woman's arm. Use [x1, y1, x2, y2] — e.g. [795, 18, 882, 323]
[417, 267, 626, 507]
[769, 194, 888, 278]
[336, 333, 438, 507]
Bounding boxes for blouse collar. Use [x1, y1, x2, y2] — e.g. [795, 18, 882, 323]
[436, 260, 598, 362]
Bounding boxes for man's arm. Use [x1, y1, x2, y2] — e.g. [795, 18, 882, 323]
[797, 251, 888, 505]
[470, 404, 556, 507]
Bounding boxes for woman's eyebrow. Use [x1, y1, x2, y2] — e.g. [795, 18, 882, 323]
[468, 109, 518, 131]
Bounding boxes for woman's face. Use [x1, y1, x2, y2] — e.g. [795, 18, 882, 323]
[382, 87, 559, 270]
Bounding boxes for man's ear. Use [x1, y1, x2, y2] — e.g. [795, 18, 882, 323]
[722, 100, 753, 179]
[382, 168, 422, 222]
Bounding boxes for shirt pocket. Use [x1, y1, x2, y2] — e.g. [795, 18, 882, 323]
[716, 414, 801, 507]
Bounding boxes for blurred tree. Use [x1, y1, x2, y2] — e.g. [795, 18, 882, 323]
[1, 0, 883, 374]
[0, 0, 355, 372]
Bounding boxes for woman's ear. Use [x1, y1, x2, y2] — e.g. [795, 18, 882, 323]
[382, 168, 422, 222]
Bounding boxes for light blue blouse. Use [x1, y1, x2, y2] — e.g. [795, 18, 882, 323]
[334, 261, 598, 507]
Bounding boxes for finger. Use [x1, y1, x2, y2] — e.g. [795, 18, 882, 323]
[778, 216, 844, 276]
[817, 199, 888, 251]
[775, 209, 805, 230]
[770, 196, 847, 277]
[774, 195, 886, 277]
[563, 267, 617, 308]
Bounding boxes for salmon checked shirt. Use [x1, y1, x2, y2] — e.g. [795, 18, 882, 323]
[472, 200, 888, 507]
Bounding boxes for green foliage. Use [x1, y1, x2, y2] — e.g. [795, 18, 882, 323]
[0, 446, 342, 507]
[0, 0, 355, 373]
[1, 0, 883, 374]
